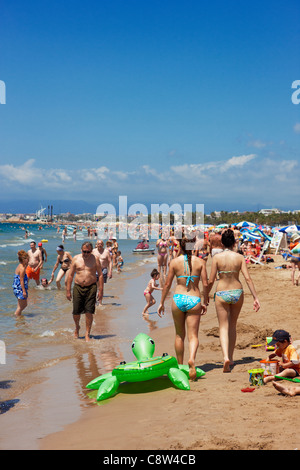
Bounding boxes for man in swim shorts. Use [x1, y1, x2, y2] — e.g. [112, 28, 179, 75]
[26, 241, 43, 285]
[66, 242, 104, 342]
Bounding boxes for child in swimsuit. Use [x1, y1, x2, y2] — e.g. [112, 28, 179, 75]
[116, 251, 123, 273]
[13, 250, 29, 316]
[142, 268, 162, 315]
[264, 330, 300, 385]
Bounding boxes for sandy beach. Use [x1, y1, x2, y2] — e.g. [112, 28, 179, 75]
[35, 254, 300, 451]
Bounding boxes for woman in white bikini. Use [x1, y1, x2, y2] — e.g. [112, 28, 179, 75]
[207, 229, 260, 373]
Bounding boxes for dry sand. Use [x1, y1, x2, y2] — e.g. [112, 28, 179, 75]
[41, 255, 300, 451]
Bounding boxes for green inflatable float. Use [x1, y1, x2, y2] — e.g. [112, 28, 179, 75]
[86, 333, 205, 401]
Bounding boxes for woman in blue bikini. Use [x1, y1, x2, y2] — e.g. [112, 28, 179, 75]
[207, 229, 260, 372]
[158, 235, 208, 380]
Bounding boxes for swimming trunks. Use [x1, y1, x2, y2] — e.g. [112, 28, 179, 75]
[72, 283, 97, 315]
[215, 289, 243, 304]
[12, 274, 28, 300]
[173, 294, 201, 313]
[26, 265, 40, 281]
[102, 267, 108, 283]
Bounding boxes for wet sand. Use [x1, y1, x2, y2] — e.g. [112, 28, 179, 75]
[1, 254, 300, 450]
[0, 258, 172, 450]
[41, 256, 300, 451]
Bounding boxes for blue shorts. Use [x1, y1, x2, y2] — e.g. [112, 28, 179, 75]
[13, 274, 28, 300]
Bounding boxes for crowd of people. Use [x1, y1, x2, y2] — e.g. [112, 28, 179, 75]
[13, 224, 300, 396]
[13, 233, 123, 342]
[145, 225, 299, 389]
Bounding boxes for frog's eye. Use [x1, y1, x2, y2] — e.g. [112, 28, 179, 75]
[131, 341, 135, 349]
[149, 339, 154, 345]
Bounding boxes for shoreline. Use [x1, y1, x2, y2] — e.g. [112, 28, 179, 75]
[0, 255, 172, 450]
[1, 251, 300, 450]
[41, 255, 300, 451]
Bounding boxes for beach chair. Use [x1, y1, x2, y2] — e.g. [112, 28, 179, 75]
[249, 240, 270, 265]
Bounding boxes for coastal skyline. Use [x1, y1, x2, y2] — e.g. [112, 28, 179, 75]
[0, 1, 299, 213]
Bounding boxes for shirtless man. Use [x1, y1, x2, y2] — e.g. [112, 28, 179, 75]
[92, 240, 112, 293]
[66, 242, 104, 342]
[209, 229, 224, 257]
[26, 241, 43, 285]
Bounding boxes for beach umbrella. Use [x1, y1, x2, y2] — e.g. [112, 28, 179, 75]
[244, 233, 261, 241]
[236, 221, 256, 228]
[251, 228, 272, 241]
[216, 224, 228, 228]
[279, 225, 300, 233]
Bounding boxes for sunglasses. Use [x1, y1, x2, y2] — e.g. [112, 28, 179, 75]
[82, 250, 92, 254]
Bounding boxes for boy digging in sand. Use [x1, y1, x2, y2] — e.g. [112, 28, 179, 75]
[142, 269, 162, 315]
[263, 330, 300, 384]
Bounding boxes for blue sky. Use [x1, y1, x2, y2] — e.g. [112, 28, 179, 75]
[0, 0, 299, 213]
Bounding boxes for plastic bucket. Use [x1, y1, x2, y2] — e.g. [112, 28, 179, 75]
[260, 360, 279, 376]
[248, 368, 264, 386]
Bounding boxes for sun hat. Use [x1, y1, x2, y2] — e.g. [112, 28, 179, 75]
[291, 232, 300, 242]
[269, 330, 290, 346]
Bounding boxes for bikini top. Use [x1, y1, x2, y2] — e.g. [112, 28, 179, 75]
[218, 250, 238, 275]
[177, 254, 199, 287]
[218, 270, 238, 275]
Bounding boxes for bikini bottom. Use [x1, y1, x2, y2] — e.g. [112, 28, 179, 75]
[215, 289, 243, 305]
[173, 294, 201, 313]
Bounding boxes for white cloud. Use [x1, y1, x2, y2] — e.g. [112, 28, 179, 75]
[293, 122, 300, 134]
[0, 154, 298, 210]
[220, 154, 256, 172]
[248, 139, 268, 149]
[0, 158, 42, 184]
[171, 154, 256, 178]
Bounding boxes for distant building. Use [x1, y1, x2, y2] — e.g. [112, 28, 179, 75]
[259, 208, 284, 216]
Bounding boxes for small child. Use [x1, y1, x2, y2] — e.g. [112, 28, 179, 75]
[41, 278, 52, 288]
[263, 330, 300, 384]
[142, 269, 162, 315]
[116, 251, 123, 272]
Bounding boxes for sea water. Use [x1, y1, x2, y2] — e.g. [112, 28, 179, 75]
[0, 223, 163, 347]
[0, 223, 174, 447]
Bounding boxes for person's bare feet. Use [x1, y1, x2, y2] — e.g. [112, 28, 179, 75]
[273, 381, 296, 396]
[223, 359, 231, 373]
[188, 359, 197, 381]
[74, 327, 80, 339]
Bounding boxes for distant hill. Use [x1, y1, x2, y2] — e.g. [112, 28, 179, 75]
[0, 199, 98, 215]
